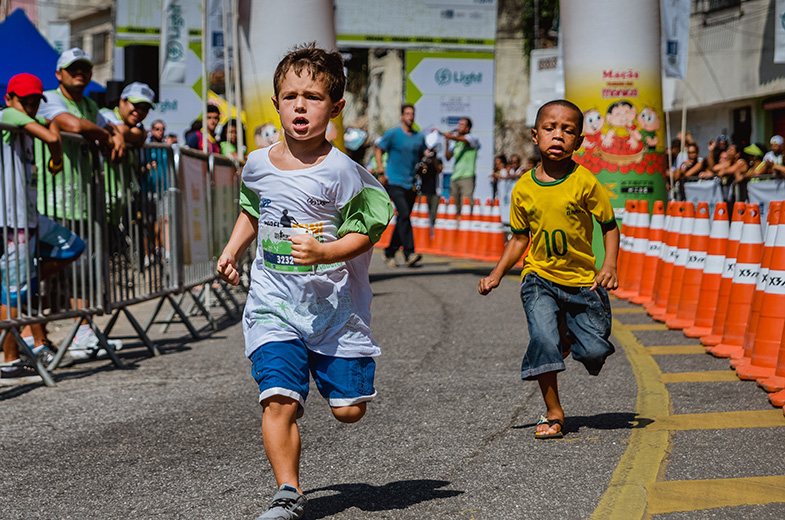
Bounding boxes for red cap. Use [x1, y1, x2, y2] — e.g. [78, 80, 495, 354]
[6, 73, 47, 101]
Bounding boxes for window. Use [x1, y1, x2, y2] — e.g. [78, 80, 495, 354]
[93, 32, 107, 65]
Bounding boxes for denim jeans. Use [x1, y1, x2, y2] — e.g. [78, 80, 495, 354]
[520, 272, 614, 380]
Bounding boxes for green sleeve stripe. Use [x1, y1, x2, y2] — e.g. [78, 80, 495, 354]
[510, 226, 529, 234]
[239, 182, 260, 219]
[338, 186, 394, 244]
[598, 217, 617, 225]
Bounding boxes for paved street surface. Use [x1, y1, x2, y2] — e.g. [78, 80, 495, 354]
[2, 251, 784, 519]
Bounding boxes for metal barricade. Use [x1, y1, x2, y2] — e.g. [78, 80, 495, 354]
[100, 143, 184, 354]
[148, 147, 243, 336]
[0, 125, 112, 385]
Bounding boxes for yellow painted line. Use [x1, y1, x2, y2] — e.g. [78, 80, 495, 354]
[646, 345, 707, 355]
[625, 323, 669, 331]
[648, 409, 785, 431]
[646, 476, 785, 514]
[590, 319, 670, 520]
[661, 371, 740, 383]
[612, 307, 647, 314]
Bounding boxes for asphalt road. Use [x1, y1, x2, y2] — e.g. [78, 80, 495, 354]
[1, 252, 783, 519]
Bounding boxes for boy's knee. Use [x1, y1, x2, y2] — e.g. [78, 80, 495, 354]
[261, 395, 300, 420]
[331, 402, 366, 423]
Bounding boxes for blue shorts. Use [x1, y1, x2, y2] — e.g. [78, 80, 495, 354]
[250, 338, 377, 408]
[1, 216, 85, 306]
[520, 272, 615, 380]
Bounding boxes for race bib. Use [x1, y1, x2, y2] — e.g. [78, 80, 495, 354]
[260, 226, 314, 274]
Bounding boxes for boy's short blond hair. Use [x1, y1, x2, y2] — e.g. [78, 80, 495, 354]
[273, 42, 345, 102]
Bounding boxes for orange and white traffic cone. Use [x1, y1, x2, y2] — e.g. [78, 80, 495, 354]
[707, 203, 763, 358]
[632, 200, 666, 305]
[412, 196, 431, 255]
[441, 197, 459, 256]
[684, 202, 729, 338]
[668, 202, 710, 330]
[701, 202, 747, 346]
[758, 207, 785, 392]
[655, 202, 696, 322]
[431, 197, 447, 255]
[617, 200, 648, 300]
[736, 201, 784, 380]
[455, 197, 474, 258]
[614, 200, 636, 297]
[647, 201, 684, 317]
[377, 211, 396, 250]
[468, 198, 483, 257]
[482, 199, 506, 262]
[769, 389, 785, 407]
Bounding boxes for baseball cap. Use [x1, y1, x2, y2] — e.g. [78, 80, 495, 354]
[6, 73, 47, 101]
[770, 135, 784, 146]
[56, 48, 93, 71]
[744, 144, 764, 158]
[121, 82, 155, 106]
[716, 134, 729, 143]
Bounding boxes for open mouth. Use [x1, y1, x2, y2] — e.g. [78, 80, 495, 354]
[292, 117, 309, 131]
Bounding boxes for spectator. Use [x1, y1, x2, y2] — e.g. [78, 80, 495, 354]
[712, 144, 747, 184]
[219, 118, 240, 158]
[165, 133, 178, 145]
[743, 143, 768, 178]
[763, 135, 785, 177]
[508, 153, 524, 180]
[0, 73, 85, 377]
[36, 48, 125, 357]
[148, 119, 165, 143]
[705, 134, 729, 171]
[441, 117, 480, 217]
[676, 143, 705, 181]
[374, 104, 428, 268]
[99, 82, 155, 146]
[416, 150, 441, 231]
[186, 104, 221, 153]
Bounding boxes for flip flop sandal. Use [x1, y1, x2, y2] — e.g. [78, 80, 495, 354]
[534, 416, 565, 439]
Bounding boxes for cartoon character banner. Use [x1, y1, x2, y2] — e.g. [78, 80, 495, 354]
[561, 0, 667, 220]
[238, 0, 344, 153]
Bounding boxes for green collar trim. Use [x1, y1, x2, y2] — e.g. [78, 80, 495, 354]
[531, 161, 577, 187]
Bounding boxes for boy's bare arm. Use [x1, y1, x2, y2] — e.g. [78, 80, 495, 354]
[479, 232, 530, 295]
[593, 222, 620, 291]
[217, 210, 258, 285]
[23, 120, 63, 172]
[290, 232, 372, 266]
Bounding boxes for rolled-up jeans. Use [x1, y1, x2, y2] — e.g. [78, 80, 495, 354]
[519, 272, 615, 380]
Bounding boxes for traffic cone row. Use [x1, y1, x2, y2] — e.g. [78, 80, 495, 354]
[617, 199, 785, 410]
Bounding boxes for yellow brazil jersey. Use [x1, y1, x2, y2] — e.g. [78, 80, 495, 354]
[510, 162, 615, 287]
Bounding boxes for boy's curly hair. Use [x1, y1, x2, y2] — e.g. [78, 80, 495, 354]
[273, 42, 345, 102]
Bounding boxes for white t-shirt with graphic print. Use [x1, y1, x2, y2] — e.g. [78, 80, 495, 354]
[239, 143, 393, 359]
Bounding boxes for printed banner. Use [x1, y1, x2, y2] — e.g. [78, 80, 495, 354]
[47, 22, 70, 55]
[160, 0, 190, 84]
[405, 50, 495, 201]
[180, 154, 210, 266]
[683, 178, 724, 214]
[238, 0, 344, 153]
[212, 162, 236, 254]
[777, 0, 785, 63]
[660, 0, 690, 78]
[747, 178, 785, 232]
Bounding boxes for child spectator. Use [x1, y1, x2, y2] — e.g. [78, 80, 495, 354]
[478, 99, 619, 439]
[219, 118, 241, 158]
[99, 82, 155, 146]
[215, 44, 392, 520]
[0, 73, 85, 377]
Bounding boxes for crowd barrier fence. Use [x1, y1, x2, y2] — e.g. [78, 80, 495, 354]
[0, 123, 243, 387]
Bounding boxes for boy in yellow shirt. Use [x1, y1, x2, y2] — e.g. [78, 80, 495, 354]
[479, 100, 620, 439]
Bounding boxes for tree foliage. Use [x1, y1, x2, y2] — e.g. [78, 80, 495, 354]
[522, 0, 559, 55]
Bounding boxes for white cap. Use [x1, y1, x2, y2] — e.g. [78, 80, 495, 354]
[771, 135, 784, 146]
[56, 48, 93, 70]
[121, 82, 155, 105]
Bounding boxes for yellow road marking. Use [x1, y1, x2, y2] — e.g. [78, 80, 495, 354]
[590, 319, 670, 520]
[646, 476, 785, 514]
[624, 323, 669, 331]
[612, 307, 647, 314]
[661, 371, 740, 383]
[646, 345, 706, 355]
[648, 409, 785, 431]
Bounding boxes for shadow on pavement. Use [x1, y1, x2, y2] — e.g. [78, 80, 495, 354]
[513, 412, 654, 434]
[304, 479, 464, 519]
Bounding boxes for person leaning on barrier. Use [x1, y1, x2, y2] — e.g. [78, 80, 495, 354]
[763, 135, 785, 177]
[148, 119, 165, 144]
[37, 48, 125, 163]
[99, 82, 154, 147]
[186, 104, 221, 154]
[0, 73, 86, 378]
[743, 143, 768, 178]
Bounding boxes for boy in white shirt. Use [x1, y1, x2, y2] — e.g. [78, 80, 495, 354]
[216, 44, 392, 520]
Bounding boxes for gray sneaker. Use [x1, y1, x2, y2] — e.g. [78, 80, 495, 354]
[256, 485, 307, 520]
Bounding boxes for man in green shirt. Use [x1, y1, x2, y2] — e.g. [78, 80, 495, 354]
[442, 117, 480, 217]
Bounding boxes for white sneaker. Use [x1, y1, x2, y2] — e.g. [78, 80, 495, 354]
[70, 329, 122, 359]
[96, 339, 124, 358]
